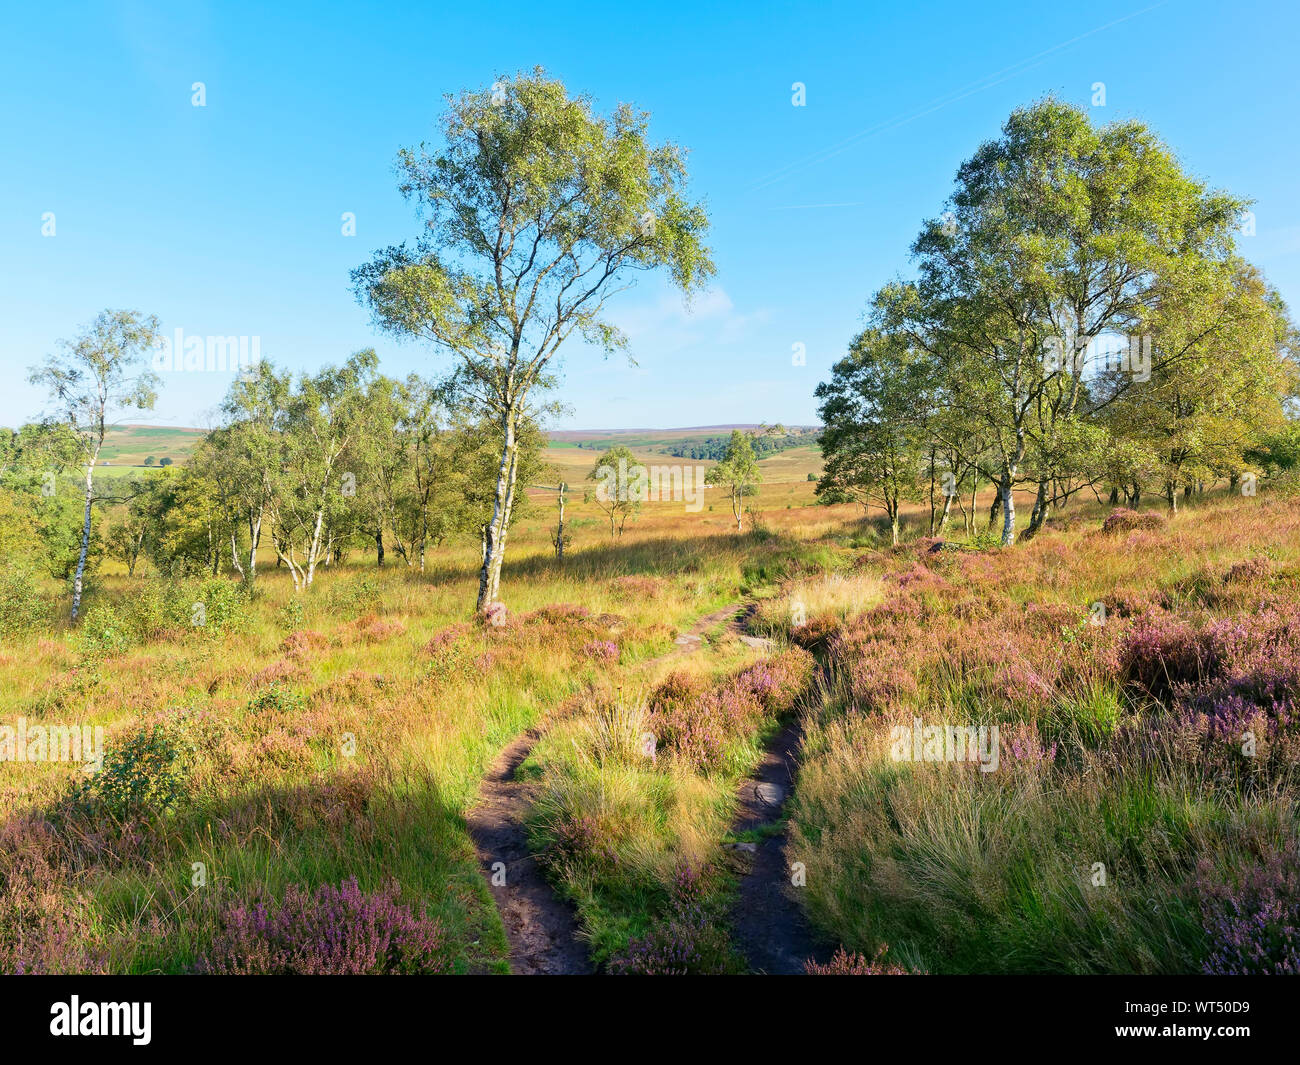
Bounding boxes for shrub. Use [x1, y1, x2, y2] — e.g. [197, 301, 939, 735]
[325, 576, 384, 618]
[1121, 614, 1216, 703]
[1102, 507, 1166, 533]
[581, 640, 619, 663]
[276, 596, 305, 632]
[75, 723, 195, 820]
[187, 577, 250, 636]
[198, 878, 450, 974]
[0, 565, 50, 639]
[247, 683, 307, 716]
[0, 817, 104, 974]
[73, 604, 133, 658]
[345, 613, 405, 644]
[280, 629, 328, 657]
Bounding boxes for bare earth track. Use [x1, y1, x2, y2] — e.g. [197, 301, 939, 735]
[727, 717, 834, 974]
[466, 601, 744, 975]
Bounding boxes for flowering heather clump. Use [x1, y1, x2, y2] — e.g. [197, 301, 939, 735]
[999, 721, 1058, 768]
[1102, 507, 1167, 533]
[481, 601, 508, 628]
[789, 612, 841, 651]
[0, 817, 105, 975]
[249, 657, 308, 688]
[424, 622, 471, 652]
[345, 613, 406, 644]
[608, 866, 734, 975]
[581, 640, 619, 663]
[1121, 614, 1216, 703]
[830, 621, 924, 712]
[199, 878, 450, 975]
[645, 654, 808, 771]
[896, 562, 949, 592]
[735, 646, 814, 715]
[279, 629, 329, 657]
[1197, 843, 1300, 975]
[804, 945, 917, 975]
[648, 689, 733, 770]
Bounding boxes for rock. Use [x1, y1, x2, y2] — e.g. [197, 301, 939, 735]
[673, 633, 702, 647]
[724, 842, 758, 853]
[753, 782, 785, 807]
[738, 634, 775, 652]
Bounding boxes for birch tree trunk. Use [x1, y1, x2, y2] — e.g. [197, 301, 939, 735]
[476, 406, 516, 613]
[70, 447, 99, 621]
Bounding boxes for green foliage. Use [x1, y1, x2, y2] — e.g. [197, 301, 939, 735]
[352, 67, 714, 609]
[0, 565, 52, 638]
[190, 578, 251, 636]
[816, 328, 928, 544]
[705, 430, 762, 531]
[276, 596, 306, 632]
[248, 683, 307, 716]
[73, 604, 133, 658]
[586, 444, 642, 538]
[76, 723, 195, 820]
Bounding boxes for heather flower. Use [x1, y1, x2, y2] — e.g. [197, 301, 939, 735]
[804, 945, 918, 975]
[581, 640, 619, 663]
[198, 878, 450, 975]
[1101, 508, 1166, 533]
[1197, 843, 1300, 975]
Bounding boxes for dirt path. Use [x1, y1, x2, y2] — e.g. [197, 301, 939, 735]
[726, 715, 833, 974]
[465, 729, 591, 974]
[466, 601, 744, 975]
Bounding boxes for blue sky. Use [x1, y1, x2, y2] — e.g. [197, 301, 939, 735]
[2, 0, 1298, 432]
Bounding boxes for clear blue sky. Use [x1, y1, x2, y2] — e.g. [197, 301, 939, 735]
[2, 0, 1297, 432]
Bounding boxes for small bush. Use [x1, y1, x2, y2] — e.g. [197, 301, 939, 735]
[198, 878, 450, 975]
[74, 723, 195, 820]
[187, 577, 250, 636]
[325, 576, 384, 618]
[276, 596, 305, 632]
[247, 683, 306, 716]
[73, 605, 133, 658]
[1102, 508, 1166, 534]
[0, 565, 51, 639]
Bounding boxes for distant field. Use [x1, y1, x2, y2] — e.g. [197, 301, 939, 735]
[95, 424, 205, 467]
[87, 424, 816, 477]
[536, 442, 824, 510]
